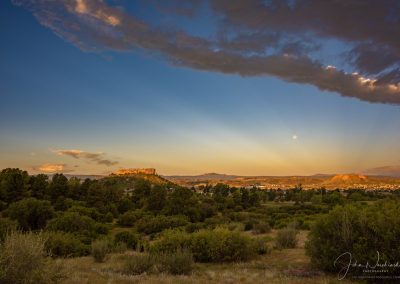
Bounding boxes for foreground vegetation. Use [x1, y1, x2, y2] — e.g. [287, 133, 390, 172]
[1, 168, 400, 283]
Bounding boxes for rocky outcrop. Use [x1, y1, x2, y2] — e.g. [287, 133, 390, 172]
[115, 168, 156, 175]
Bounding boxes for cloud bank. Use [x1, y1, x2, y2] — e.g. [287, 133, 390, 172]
[33, 163, 71, 173]
[53, 149, 118, 166]
[12, 0, 400, 104]
[364, 165, 400, 177]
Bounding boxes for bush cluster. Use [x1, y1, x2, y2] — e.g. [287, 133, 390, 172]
[306, 200, 400, 277]
[149, 229, 191, 253]
[44, 231, 89, 257]
[6, 198, 54, 231]
[114, 231, 139, 249]
[117, 210, 147, 227]
[252, 222, 271, 234]
[190, 228, 255, 262]
[136, 215, 189, 235]
[150, 228, 256, 262]
[46, 212, 108, 241]
[67, 206, 107, 223]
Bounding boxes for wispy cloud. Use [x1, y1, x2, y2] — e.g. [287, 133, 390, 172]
[32, 163, 72, 173]
[53, 149, 118, 166]
[12, 0, 400, 105]
[364, 165, 400, 177]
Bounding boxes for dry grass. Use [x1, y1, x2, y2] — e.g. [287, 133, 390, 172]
[0, 231, 65, 284]
[59, 244, 352, 284]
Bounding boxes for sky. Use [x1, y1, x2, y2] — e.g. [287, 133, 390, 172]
[1, 0, 400, 176]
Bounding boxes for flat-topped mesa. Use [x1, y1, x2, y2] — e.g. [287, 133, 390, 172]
[115, 168, 156, 176]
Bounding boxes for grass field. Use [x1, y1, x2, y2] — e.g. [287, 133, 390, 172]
[59, 230, 351, 284]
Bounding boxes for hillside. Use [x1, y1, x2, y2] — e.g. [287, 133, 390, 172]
[165, 172, 400, 190]
[327, 174, 368, 184]
[107, 173, 173, 188]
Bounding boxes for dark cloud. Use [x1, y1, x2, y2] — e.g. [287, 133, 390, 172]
[375, 69, 400, 85]
[217, 32, 280, 53]
[147, 0, 202, 18]
[211, 0, 400, 50]
[348, 44, 399, 75]
[12, 0, 400, 104]
[211, 0, 400, 80]
[54, 149, 118, 166]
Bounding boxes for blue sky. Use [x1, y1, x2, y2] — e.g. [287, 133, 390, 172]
[1, 0, 400, 175]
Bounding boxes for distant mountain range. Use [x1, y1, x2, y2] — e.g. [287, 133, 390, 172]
[54, 170, 400, 190]
[363, 165, 400, 177]
[165, 173, 239, 181]
[165, 172, 400, 189]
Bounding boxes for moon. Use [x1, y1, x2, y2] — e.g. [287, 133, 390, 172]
[292, 135, 298, 140]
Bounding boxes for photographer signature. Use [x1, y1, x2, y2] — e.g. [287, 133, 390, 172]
[334, 251, 400, 280]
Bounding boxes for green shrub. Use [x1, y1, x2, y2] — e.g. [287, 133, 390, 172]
[67, 206, 105, 222]
[229, 212, 250, 222]
[114, 231, 139, 249]
[44, 231, 89, 257]
[150, 229, 191, 254]
[136, 239, 150, 252]
[252, 237, 271, 255]
[275, 226, 298, 249]
[105, 212, 114, 222]
[91, 239, 110, 262]
[204, 215, 229, 229]
[0, 218, 17, 243]
[46, 212, 108, 240]
[136, 215, 188, 235]
[226, 222, 244, 231]
[190, 228, 255, 262]
[155, 250, 193, 275]
[0, 200, 7, 211]
[95, 223, 109, 235]
[151, 228, 255, 263]
[117, 210, 147, 227]
[243, 220, 255, 231]
[252, 222, 271, 234]
[306, 200, 400, 277]
[0, 231, 64, 284]
[123, 254, 154, 275]
[185, 222, 205, 233]
[6, 198, 54, 230]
